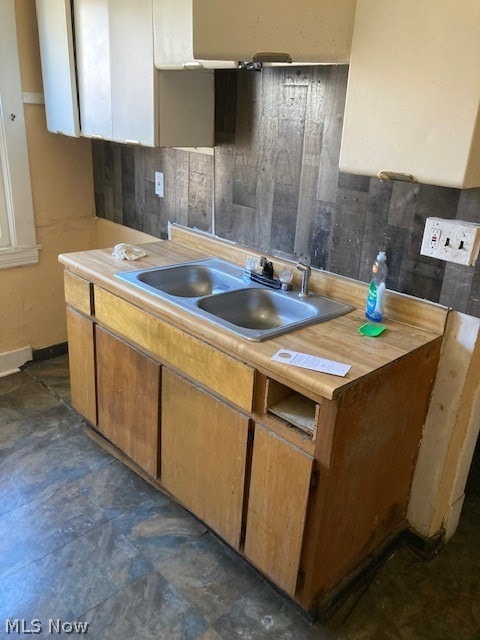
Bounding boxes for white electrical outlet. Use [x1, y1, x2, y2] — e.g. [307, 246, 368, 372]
[420, 217, 480, 266]
[154, 171, 164, 198]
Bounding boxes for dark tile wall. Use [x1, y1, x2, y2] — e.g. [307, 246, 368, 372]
[92, 67, 480, 317]
[92, 144, 214, 237]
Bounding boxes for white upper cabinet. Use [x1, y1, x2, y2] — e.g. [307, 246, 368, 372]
[191, 0, 357, 64]
[74, 0, 214, 147]
[75, 0, 156, 145]
[339, 0, 480, 188]
[153, 0, 236, 70]
[36, 0, 80, 137]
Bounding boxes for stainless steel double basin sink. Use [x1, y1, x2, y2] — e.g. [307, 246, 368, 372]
[116, 257, 353, 341]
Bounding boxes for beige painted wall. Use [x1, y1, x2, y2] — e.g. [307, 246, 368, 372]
[97, 218, 158, 249]
[0, 0, 97, 356]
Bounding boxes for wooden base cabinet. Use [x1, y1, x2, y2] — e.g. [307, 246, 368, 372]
[161, 369, 250, 549]
[244, 424, 314, 596]
[61, 262, 443, 617]
[96, 327, 161, 478]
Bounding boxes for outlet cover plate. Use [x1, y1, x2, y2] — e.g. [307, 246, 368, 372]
[420, 217, 480, 266]
[155, 171, 164, 198]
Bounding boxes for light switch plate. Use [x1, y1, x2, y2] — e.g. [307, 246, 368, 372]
[420, 217, 480, 266]
[155, 171, 164, 198]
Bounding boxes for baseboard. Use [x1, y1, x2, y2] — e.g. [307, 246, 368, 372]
[0, 346, 33, 377]
[312, 526, 446, 621]
[30, 341, 68, 362]
[404, 527, 446, 559]
[312, 531, 403, 622]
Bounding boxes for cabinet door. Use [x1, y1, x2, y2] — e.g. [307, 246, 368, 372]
[109, 0, 156, 145]
[66, 308, 96, 425]
[96, 327, 161, 477]
[74, 0, 112, 139]
[192, 0, 356, 64]
[74, 0, 214, 146]
[75, 0, 155, 144]
[339, 0, 480, 188]
[36, 0, 80, 137]
[161, 369, 249, 549]
[244, 424, 313, 596]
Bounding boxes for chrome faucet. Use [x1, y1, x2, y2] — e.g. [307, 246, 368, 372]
[245, 257, 293, 290]
[296, 262, 311, 298]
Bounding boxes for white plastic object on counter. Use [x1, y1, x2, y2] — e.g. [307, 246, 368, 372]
[112, 243, 148, 261]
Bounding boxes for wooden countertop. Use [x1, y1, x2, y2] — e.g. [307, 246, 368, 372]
[59, 230, 447, 401]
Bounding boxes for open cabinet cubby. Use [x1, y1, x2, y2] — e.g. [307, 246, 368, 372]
[264, 378, 320, 439]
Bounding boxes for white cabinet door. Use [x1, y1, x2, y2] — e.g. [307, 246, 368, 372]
[75, 0, 155, 145]
[74, 0, 214, 146]
[339, 0, 480, 188]
[36, 0, 80, 137]
[109, 0, 156, 145]
[192, 0, 356, 64]
[75, 0, 112, 140]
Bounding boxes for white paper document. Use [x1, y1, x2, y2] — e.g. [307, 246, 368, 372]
[271, 349, 351, 377]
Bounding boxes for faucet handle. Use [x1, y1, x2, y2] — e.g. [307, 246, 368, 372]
[261, 259, 274, 279]
[279, 269, 293, 285]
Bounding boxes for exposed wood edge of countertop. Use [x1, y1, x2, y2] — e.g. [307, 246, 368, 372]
[59, 230, 446, 402]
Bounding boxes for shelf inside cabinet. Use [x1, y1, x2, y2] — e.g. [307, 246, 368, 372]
[264, 378, 320, 438]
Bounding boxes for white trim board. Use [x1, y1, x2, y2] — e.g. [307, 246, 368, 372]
[0, 243, 41, 269]
[0, 345, 32, 377]
[408, 311, 480, 540]
[0, 0, 38, 267]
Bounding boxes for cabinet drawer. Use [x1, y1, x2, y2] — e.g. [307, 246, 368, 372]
[64, 271, 93, 315]
[94, 286, 255, 412]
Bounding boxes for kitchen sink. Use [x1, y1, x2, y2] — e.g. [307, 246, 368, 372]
[116, 257, 354, 341]
[198, 288, 313, 330]
[197, 287, 353, 340]
[116, 258, 246, 298]
[134, 263, 242, 297]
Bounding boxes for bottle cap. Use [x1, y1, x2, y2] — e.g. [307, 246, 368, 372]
[377, 251, 386, 261]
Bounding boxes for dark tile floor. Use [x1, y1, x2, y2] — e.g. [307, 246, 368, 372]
[1, 357, 332, 640]
[1, 355, 479, 640]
